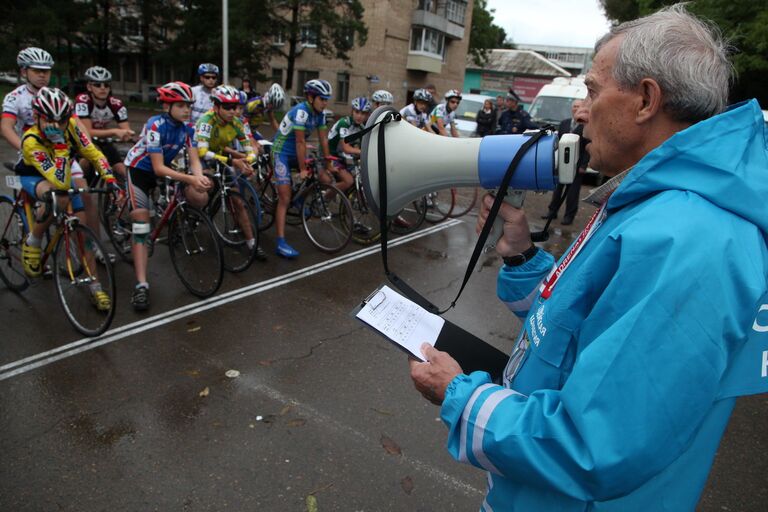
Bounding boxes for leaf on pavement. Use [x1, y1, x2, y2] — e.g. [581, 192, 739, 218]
[305, 495, 318, 512]
[280, 405, 294, 416]
[187, 326, 201, 333]
[381, 434, 402, 456]
[287, 418, 306, 427]
[401, 476, 414, 495]
[199, 387, 210, 397]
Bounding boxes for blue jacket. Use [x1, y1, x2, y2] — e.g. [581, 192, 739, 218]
[442, 100, 768, 511]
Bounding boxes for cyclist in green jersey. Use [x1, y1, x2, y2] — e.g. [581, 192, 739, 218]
[327, 96, 371, 161]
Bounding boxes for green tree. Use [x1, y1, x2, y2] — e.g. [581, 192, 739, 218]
[270, 0, 368, 92]
[469, 0, 513, 66]
[599, 0, 768, 106]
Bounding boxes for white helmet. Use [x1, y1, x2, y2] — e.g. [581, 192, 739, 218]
[413, 88, 432, 103]
[371, 90, 394, 105]
[444, 89, 462, 101]
[304, 79, 333, 99]
[265, 83, 285, 110]
[33, 87, 73, 122]
[17, 47, 54, 70]
[84, 66, 112, 82]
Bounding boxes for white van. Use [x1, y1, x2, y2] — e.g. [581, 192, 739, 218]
[528, 76, 587, 126]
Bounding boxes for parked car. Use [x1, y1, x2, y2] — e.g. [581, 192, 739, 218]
[528, 76, 587, 126]
[453, 93, 496, 137]
[0, 71, 20, 85]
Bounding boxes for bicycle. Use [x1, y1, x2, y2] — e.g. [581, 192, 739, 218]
[343, 156, 381, 245]
[0, 176, 116, 336]
[100, 174, 224, 298]
[205, 159, 261, 273]
[289, 150, 353, 253]
[251, 140, 276, 232]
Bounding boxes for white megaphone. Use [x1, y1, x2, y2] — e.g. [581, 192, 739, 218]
[360, 106, 580, 247]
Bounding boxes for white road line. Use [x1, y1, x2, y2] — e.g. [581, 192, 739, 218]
[0, 220, 462, 381]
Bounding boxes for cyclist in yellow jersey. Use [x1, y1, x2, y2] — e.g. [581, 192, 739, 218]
[195, 85, 263, 258]
[15, 88, 117, 309]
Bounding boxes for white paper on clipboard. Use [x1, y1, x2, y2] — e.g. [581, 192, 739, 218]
[356, 285, 444, 361]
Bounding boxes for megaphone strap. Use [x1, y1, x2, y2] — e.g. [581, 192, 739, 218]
[374, 116, 553, 315]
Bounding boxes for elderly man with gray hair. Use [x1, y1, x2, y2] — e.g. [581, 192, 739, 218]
[409, 5, 768, 510]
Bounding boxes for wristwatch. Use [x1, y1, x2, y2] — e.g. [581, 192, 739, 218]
[503, 244, 539, 267]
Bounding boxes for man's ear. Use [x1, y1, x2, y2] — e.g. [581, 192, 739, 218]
[637, 78, 663, 123]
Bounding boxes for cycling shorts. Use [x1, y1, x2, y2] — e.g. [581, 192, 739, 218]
[20, 176, 84, 212]
[273, 153, 298, 186]
[127, 167, 159, 211]
[71, 160, 84, 179]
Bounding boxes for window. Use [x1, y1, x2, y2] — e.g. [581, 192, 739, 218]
[300, 25, 318, 47]
[410, 27, 444, 58]
[273, 31, 285, 46]
[121, 17, 141, 37]
[417, 0, 435, 12]
[445, 1, 467, 26]
[296, 70, 319, 94]
[270, 68, 283, 87]
[336, 72, 349, 103]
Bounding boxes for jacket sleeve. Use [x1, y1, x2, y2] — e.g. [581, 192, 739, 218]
[21, 133, 71, 189]
[496, 248, 554, 319]
[71, 120, 113, 180]
[441, 220, 758, 502]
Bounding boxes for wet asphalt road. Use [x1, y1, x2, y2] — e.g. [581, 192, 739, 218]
[0, 112, 766, 511]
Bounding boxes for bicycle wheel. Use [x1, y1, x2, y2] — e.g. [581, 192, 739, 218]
[0, 196, 30, 291]
[208, 189, 258, 273]
[243, 177, 273, 232]
[168, 204, 223, 298]
[389, 196, 427, 235]
[53, 223, 116, 337]
[448, 187, 479, 218]
[347, 189, 381, 245]
[424, 189, 454, 224]
[301, 183, 352, 253]
[100, 190, 134, 263]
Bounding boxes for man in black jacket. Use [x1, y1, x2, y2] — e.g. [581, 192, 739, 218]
[543, 99, 590, 225]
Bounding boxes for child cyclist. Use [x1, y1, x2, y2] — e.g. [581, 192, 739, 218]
[244, 83, 285, 145]
[400, 89, 432, 131]
[271, 79, 345, 259]
[15, 87, 118, 310]
[430, 89, 462, 137]
[123, 82, 212, 311]
[328, 96, 371, 160]
[371, 89, 394, 110]
[195, 85, 265, 260]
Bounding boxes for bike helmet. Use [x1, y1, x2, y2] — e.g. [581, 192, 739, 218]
[17, 47, 54, 69]
[32, 87, 73, 122]
[371, 90, 394, 105]
[350, 96, 371, 113]
[197, 63, 220, 76]
[157, 81, 194, 103]
[266, 83, 286, 110]
[444, 89, 462, 101]
[211, 85, 240, 104]
[413, 88, 432, 102]
[238, 90, 248, 105]
[84, 66, 112, 83]
[304, 79, 332, 99]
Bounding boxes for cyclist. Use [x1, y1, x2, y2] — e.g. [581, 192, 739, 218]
[75, 66, 135, 178]
[430, 89, 462, 137]
[2, 47, 54, 153]
[400, 89, 432, 131]
[244, 83, 284, 144]
[123, 82, 212, 311]
[191, 63, 219, 124]
[328, 96, 370, 160]
[271, 78, 336, 259]
[15, 87, 117, 309]
[371, 89, 394, 109]
[195, 85, 265, 261]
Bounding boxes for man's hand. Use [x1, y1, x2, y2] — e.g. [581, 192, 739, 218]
[233, 158, 254, 177]
[114, 128, 135, 142]
[299, 168, 310, 180]
[409, 343, 463, 406]
[477, 193, 532, 257]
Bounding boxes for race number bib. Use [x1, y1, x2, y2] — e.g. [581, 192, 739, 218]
[75, 102, 90, 117]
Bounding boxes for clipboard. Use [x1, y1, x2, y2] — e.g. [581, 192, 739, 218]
[351, 284, 509, 382]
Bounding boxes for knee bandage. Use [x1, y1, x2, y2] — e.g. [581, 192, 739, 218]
[132, 222, 150, 245]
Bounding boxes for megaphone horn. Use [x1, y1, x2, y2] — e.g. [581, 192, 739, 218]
[360, 106, 579, 219]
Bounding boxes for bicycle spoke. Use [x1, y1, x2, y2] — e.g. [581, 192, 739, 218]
[0, 197, 29, 291]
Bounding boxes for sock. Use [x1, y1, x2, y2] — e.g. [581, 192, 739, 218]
[89, 282, 103, 293]
[26, 233, 42, 248]
[136, 282, 149, 290]
[246, 238, 256, 249]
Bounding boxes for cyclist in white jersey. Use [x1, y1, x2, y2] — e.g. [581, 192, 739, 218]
[190, 63, 219, 124]
[399, 88, 432, 131]
[430, 89, 462, 137]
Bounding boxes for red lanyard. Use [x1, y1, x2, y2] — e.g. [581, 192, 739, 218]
[540, 201, 608, 300]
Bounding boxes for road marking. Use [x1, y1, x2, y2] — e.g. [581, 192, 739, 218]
[0, 220, 462, 381]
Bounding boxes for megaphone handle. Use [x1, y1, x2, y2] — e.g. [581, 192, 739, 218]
[485, 189, 527, 252]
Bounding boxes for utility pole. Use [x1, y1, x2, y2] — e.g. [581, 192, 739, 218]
[222, 0, 229, 84]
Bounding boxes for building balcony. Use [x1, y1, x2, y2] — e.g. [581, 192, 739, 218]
[406, 52, 443, 73]
[411, 9, 464, 40]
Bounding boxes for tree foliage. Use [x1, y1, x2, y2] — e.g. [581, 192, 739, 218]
[469, 0, 513, 66]
[599, 0, 768, 105]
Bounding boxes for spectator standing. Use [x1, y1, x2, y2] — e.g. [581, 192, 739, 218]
[474, 98, 497, 137]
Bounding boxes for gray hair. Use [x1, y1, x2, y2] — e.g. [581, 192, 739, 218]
[595, 3, 733, 123]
